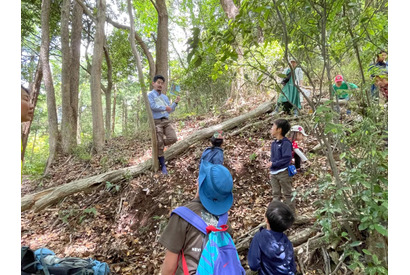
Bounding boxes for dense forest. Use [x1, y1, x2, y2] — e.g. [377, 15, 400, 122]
[20, 0, 389, 274]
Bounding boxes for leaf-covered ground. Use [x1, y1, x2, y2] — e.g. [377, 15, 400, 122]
[22, 100, 335, 274]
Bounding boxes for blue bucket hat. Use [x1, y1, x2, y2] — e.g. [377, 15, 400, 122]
[198, 161, 233, 216]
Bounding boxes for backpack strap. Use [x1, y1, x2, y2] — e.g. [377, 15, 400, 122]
[217, 212, 228, 226]
[38, 248, 51, 275]
[171, 206, 207, 234]
[171, 207, 228, 234]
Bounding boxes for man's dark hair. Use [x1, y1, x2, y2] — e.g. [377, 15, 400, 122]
[153, 75, 165, 83]
[266, 201, 295, 232]
[210, 137, 223, 147]
[274, 119, 291, 136]
[21, 85, 30, 95]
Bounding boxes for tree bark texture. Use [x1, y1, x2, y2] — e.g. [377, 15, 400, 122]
[112, 85, 117, 135]
[90, 0, 106, 153]
[154, 0, 169, 91]
[21, 101, 273, 212]
[220, 0, 239, 20]
[60, 0, 76, 154]
[40, 0, 60, 175]
[127, 0, 159, 171]
[22, 61, 43, 163]
[70, 0, 83, 146]
[103, 44, 113, 140]
[77, 89, 83, 144]
[122, 99, 128, 135]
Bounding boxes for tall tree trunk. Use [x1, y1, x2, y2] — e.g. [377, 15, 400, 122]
[22, 61, 43, 163]
[40, 0, 60, 175]
[220, 0, 242, 107]
[60, 0, 74, 154]
[77, 89, 83, 144]
[112, 85, 117, 135]
[127, 0, 159, 171]
[90, 0, 106, 153]
[70, 0, 83, 147]
[122, 98, 128, 135]
[30, 129, 38, 162]
[103, 44, 113, 140]
[135, 94, 142, 130]
[154, 0, 168, 92]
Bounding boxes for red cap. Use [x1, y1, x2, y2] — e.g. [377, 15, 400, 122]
[334, 75, 343, 82]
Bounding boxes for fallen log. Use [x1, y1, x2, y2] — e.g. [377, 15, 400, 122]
[229, 114, 308, 137]
[22, 101, 274, 212]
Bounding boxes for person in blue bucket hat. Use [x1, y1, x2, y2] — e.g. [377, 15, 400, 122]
[197, 160, 233, 215]
[159, 161, 235, 274]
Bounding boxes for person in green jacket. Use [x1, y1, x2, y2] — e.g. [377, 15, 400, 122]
[277, 57, 304, 117]
[332, 75, 358, 115]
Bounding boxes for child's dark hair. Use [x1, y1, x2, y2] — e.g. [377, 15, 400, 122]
[21, 85, 30, 95]
[274, 119, 291, 136]
[266, 201, 295, 232]
[211, 137, 223, 147]
[153, 75, 165, 82]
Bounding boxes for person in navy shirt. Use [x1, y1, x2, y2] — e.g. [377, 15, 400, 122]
[199, 130, 224, 166]
[266, 119, 294, 213]
[148, 75, 180, 174]
[248, 200, 296, 275]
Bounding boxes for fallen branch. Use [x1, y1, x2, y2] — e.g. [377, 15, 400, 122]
[22, 101, 274, 212]
[230, 114, 308, 137]
[229, 117, 273, 137]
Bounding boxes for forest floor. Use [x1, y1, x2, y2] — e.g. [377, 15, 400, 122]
[21, 97, 338, 274]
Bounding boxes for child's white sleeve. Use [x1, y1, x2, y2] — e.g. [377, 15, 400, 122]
[294, 148, 308, 162]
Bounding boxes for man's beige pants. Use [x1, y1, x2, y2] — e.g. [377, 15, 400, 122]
[154, 118, 177, 157]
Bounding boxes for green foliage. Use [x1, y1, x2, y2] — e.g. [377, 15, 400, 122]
[72, 143, 93, 162]
[23, 134, 49, 177]
[105, 181, 121, 193]
[80, 207, 98, 224]
[314, 104, 387, 273]
[106, 29, 138, 83]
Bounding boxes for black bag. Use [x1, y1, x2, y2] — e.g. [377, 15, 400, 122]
[281, 69, 292, 86]
[22, 246, 38, 274]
